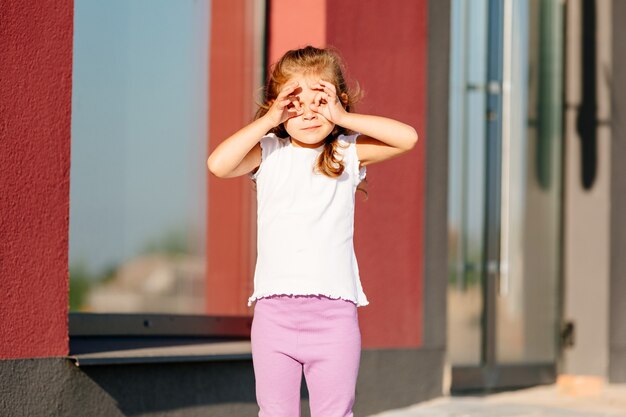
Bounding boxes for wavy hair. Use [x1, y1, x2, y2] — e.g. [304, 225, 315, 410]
[255, 46, 367, 197]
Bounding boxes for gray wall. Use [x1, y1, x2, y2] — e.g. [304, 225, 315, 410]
[0, 349, 444, 417]
[561, 0, 612, 377]
[424, 0, 450, 355]
[610, 0, 626, 384]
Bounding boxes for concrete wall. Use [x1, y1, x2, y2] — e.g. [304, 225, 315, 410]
[609, 0, 626, 384]
[561, 0, 626, 382]
[0, 349, 443, 417]
[561, 0, 611, 377]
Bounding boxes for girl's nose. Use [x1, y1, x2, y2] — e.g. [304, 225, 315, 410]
[303, 108, 316, 120]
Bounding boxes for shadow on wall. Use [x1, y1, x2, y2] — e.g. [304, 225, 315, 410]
[81, 360, 261, 416]
[0, 358, 262, 417]
[0, 350, 443, 416]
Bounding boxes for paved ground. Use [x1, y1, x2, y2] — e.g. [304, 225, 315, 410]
[369, 384, 626, 417]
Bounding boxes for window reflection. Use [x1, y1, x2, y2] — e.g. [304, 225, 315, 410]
[69, 0, 209, 313]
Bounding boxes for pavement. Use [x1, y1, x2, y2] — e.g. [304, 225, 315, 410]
[368, 384, 626, 417]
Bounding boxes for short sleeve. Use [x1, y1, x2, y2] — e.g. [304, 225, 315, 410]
[340, 133, 367, 184]
[248, 134, 282, 180]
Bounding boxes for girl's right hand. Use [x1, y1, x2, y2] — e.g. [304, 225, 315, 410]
[263, 81, 303, 127]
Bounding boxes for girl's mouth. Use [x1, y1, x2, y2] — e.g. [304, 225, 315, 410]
[302, 125, 321, 130]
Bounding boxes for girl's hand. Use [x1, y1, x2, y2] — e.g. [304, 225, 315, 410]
[310, 80, 347, 125]
[263, 81, 304, 127]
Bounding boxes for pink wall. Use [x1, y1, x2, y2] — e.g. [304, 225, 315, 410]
[0, 0, 74, 358]
[268, 0, 327, 64]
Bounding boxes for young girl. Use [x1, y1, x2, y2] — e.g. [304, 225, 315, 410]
[207, 46, 417, 417]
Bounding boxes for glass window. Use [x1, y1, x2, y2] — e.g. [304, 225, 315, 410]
[69, 0, 209, 314]
[448, 0, 563, 368]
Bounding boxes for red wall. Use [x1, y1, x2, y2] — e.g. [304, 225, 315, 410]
[0, 0, 426, 358]
[207, 0, 429, 348]
[0, 0, 74, 358]
[327, 1, 428, 348]
[264, 0, 428, 348]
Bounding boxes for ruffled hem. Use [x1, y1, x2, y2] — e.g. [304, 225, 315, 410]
[248, 292, 369, 308]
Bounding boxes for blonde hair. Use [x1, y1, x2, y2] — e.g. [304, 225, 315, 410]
[255, 45, 367, 197]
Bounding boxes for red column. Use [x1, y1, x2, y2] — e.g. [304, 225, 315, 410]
[0, 0, 74, 359]
[327, 1, 428, 348]
[206, 0, 258, 315]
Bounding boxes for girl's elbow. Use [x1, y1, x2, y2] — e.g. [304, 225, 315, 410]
[207, 156, 227, 178]
[404, 128, 419, 151]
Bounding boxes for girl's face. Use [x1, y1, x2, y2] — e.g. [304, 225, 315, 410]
[282, 74, 335, 146]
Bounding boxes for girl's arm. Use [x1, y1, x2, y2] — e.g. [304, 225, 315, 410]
[207, 81, 303, 178]
[206, 117, 270, 178]
[312, 80, 418, 167]
[337, 113, 418, 167]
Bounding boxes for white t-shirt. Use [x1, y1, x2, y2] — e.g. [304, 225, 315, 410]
[247, 132, 369, 307]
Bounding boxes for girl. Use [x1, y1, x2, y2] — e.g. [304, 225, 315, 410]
[207, 46, 417, 417]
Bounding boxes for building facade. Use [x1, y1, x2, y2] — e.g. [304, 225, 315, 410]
[1, 0, 625, 416]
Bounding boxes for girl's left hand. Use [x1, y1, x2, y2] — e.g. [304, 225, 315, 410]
[310, 80, 347, 125]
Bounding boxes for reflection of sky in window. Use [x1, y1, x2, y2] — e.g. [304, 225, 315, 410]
[70, 0, 209, 275]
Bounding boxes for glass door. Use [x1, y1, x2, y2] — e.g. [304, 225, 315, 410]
[447, 0, 564, 391]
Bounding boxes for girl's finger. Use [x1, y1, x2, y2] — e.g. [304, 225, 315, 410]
[285, 107, 302, 120]
[287, 96, 302, 112]
[276, 81, 299, 100]
[315, 83, 336, 102]
[324, 90, 337, 103]
[319, 91, 331, 105]
[318, 80, 336, 94]
[313, 91, 324, 107]
[277, 99, 291, 109]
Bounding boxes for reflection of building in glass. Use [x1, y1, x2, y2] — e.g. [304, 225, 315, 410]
[445, 0, 624, 391]
[86, 254, 205, 314]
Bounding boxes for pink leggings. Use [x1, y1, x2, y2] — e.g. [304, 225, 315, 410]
[251, 294, 361, 417]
